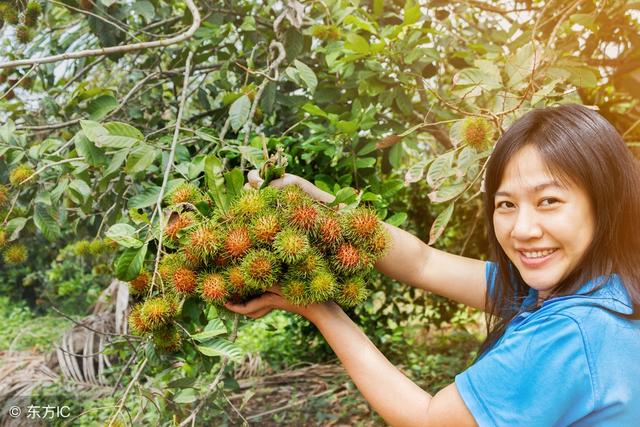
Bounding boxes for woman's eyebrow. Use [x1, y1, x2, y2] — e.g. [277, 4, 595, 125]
[495, 180, 562, 197]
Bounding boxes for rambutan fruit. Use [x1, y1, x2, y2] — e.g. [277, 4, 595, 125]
[73, 240, 91, 256]
[335, 276, 369, 308]
[231, 189, 270, 218]
[340, 207, 380, 243]
[0, 185, 9, 207]
[158, 253, 186, 284]
[9, 164, 34, 186]
[460, 117, 495, 150]
[26, 1, 42, 18]
[307, 269, 337, 302]
[292, 249, 326, 278]
[181, 246, 202, 270]
[250, 213, 281, 244]
[277, 185, 311, 208]
[128, 305, 150, 335]
[287, 203, 319, 232]
[331, 242, 362, 273]
[23, 13, 37, 27]
[153, 324, 182, 353]
[164, 212, 195, 242]
[3, 243, 27, 264]
[129, 271, 150, 296]
[167, 182, 203, 206]
[273, 227, 310, 263]
[240, 249, 280, 291]
[186, 221, 223, 261]
[139, 295, 178, 331]
[2, 7, 18, 25]
[88, 239, 108, 255]
[314, 212, 343, 247]
[223, 225, 252, 258]
[225, 265, 248, 295]
[311, 24, 341, 41]
[282, 274, 310, 306]
[15, 25, 32, 44]
[0, 228, 6, 248]
[199, 272, 229, 304]
[364, 228, 391, 260]
[172, 267, 197, 294]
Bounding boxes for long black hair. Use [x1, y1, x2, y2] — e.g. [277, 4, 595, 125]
[479, 104, 640, 355]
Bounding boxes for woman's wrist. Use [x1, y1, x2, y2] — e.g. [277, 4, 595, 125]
[300, 300, 342, 325]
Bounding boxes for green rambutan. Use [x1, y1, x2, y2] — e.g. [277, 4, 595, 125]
[129, 271, 150, 296]
[0, 228, 6, 248]
[2, 6, 18, 25]
[331, 242, 362, 273]
[158, 253, 186, 283]
[225, 265, 248, 295]
[73, 240, 91, 256]
[250, 213, 281, 244]
[224, 225, 252, 258]
[3, 243, 27, 264]
[181, 246, 202, 270]
[292, 249, 326, 278]
[307, 269, 337, 302]
[164, 212, 195, 242]
[282, 274, 310, 306]
[26, 1, 42, 18]
[15, 25, 32, 44]
[314, 212, 343, 247]
[88, 239, 108, 255]
[365, 228, 391, 259]
[153, 324, 182, 353]
[199, 272, 229, 304]
[128, 305, 151, 335]
[277, 185, 311, 208]
[273, 227, 310, 263]
[240, 249, 280, 291]
[186, 221, 223, 260]
[287, 203, 319, 232]
[167, 182, 203, 206]
[172, 267, 197, 294]
[341, 207, 380, 242]
[460, 116, 495, 150]
[0, 185, 9, 207]
[335, 276, 369, 308]
[231, 189, 270, 218]
[9, 164, 34, 186]
[139, 295, 178, 331]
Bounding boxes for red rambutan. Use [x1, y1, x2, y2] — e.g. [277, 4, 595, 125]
[139, 296, 177, 331]
[332, 243, 362, 273]
[288, 204, 319, 231]
[240, 249, 280, 291]
[315, 213, 343, 246]
[167, 182, 202, 206]
[199, 272, 229, 304]
[226, 265, 248, 295]
[129, 271, 150, 296]
[186, 222, 223, 260]
[341, 207, 379, 242]
[164, 212, 195, 242]
[251, 213, 281, 244]
[128, 305, 151, 335]
[224, 226, 252, 258]
[172, 267, 197, 294]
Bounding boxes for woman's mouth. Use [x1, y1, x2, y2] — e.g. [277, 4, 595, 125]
[518, 248, 558, 267]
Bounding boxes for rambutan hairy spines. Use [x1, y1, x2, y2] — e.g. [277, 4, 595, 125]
[232, 189, 269, 219]
[335, 276, 369, 308]
[273, 227, 310, 263]
[3, 243, 27, 264]
[282, 274, 310, 306]
[307, 269, 337, 302]
[0, 228, 7, 248]
[331, 242, 362, 273]
[129, 271, 150, 296]
[365, 228, 391, 259]
[287, 203, 319, 232]
[226, 265, 248, 295]
[172, 267, 198, 294]
[224, 225, 252, 258]
[164, 212, 195, 242]
[251, 213, 281, 244]
[0, 184, 9, 207]
[153, 324, 182, 353]
[158, 253, 186, 284]
[167, 182, 202, 206]
[186, 221, 223, 260]
[199, 272, 229, 304]
[128, 305, 151, 335]
[292, 250, 326, 278]
[139, 296, 177, 331]
[278, 184, 311, 208]
[9, 164, 34, 186]
[240, 249, 280, 291]
[314, 212, 343, 247]
[341, 207, 380, 242]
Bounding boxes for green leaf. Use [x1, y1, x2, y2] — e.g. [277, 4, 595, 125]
[345, 33, 370, 54]
[6, 217, 27, 240]
[33, 204, 61, 241]
[505, 42, 537, 88]
[173, 388, 198, 404]
[68, 179, 92, 204]
[429, 202, 454, 245]
[115, 243, 148, 281]
[128, 186, 161, 209]
[125, 143, 157, 174]
[132, 0, 155, 21]
[104, 149, 129, 178]
[237, 146, 265, 170]
[386, 212, 408, 227]
[104, 121, 144, 140]
[404, 158, 429, 184]
[302, 103, 328, 118]
[191, 319, 227, 342]
[205, 155, 227, 211]
[404, 3, 421, 25]
[224, 169, 244, 202]
[229, 95, 251, 132]
[80, 120, 109, 143]
[427, 151, 455, 188]
[196, 338, 243, 362]
[389, 142, 403, 169]
[337, 120, 358, 135]
[565, 66, 599, 88]
[355, 157, 376, 168]
[330, 187, 358, 207]
[74, 133, 106, 167]
[453, 68, 502, 93]
[106, 223, 143, 248]
[87, 95, 118, 120]
[294, 60, 318, 93]
[428, 182, 466, 203]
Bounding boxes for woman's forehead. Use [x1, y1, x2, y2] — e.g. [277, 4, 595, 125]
[497, 146, 572, 193]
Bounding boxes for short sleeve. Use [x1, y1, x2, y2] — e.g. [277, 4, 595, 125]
[455, 314, 595, 426]
[485, 261, 497, 299]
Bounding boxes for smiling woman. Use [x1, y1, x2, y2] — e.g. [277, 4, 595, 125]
[226, 104, 640, 426]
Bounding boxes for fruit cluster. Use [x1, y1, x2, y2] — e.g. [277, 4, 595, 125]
[127, 183, 391, 351]
[0, 1, 42, 44]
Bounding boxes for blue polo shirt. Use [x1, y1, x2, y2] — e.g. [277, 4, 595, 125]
[455, 262, 640, 426]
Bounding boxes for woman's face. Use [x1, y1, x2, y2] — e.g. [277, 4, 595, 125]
[493, 145, 595, 298]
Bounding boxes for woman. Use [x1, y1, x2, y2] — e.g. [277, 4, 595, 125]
[225, 104, 640, 426]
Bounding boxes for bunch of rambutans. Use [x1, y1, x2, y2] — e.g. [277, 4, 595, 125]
[127, 183, 391, 351]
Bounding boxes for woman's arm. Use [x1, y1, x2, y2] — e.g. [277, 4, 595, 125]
[225, 293, 477, 427]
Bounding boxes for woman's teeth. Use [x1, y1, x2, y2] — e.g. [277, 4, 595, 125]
[522, 249, 556, 258]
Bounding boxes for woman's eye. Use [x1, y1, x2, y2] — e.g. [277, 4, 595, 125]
[496, 201, 514, 209]
[539, 198, 559, 207]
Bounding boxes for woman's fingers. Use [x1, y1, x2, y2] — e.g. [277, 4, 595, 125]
[247, 169, 264, 189]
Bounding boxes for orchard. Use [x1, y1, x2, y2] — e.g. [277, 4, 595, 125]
[0, 0, 638, 425]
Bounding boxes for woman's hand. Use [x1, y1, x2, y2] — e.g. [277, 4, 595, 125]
[245, 170, 336, 204]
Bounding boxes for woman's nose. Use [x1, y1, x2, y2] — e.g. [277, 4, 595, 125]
[510, 207, 543, 240]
